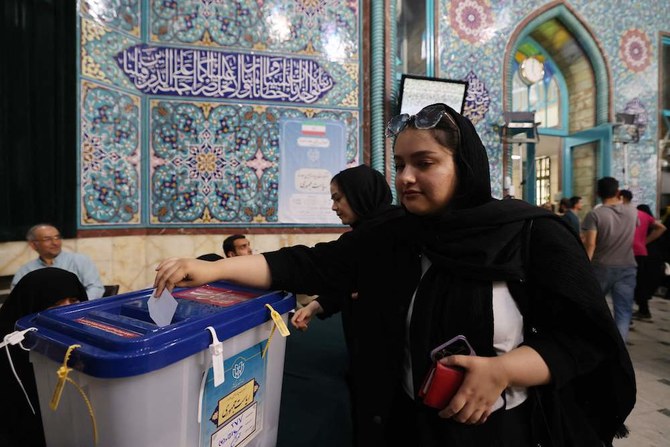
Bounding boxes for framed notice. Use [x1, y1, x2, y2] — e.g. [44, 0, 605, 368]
[278, 118, 347, 224]
[398, 75, 468, 115]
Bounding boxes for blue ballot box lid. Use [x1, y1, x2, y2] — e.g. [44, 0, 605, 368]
[15, 282, 294, 378]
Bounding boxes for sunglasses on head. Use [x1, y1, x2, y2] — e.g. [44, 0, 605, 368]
[385, 103, 459, 139]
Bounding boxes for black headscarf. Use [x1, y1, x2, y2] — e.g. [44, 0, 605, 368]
[442, 104, 493, 210]
[395, 102, 492, 212]
[0, 268, 88, 335]
[331, 164, 399, 229]
[317, 165, 403, 346]
[0, 268, 88, 447]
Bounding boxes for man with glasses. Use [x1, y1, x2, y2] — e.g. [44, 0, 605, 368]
[10, 223, 105, 299]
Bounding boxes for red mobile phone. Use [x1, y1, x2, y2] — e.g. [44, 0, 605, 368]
[418, 362, 465, 409]
[419, 335, 475, 409]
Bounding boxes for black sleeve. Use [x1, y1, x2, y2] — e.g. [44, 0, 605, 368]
[521, 217, 614, 389]
[314, 293, 344, 318]
[262, 230, 359, 297]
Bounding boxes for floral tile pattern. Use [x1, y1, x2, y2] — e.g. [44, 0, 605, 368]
[80, 81, 141, 224]
[149, 0, 358, 57]
[80, 0, 140, 37]
[448, 0, 494, 45]
[619, 29, 653, 73]
[79, 0, 361, 227]
[149, 101, 358, 224]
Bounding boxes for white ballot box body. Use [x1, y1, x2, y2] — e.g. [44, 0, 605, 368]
[17, 282, 294, 447]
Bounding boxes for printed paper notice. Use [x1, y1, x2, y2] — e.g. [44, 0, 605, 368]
[278, 119, 346, 223]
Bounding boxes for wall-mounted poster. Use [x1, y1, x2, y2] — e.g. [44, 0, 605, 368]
[398, 75, 468, 115]
[278, 119, 347, 224]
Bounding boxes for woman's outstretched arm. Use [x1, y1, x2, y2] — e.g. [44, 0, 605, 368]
[153, 254, 272, 296]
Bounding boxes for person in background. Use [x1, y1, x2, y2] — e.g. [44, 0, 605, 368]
[571, 195, 584, 213]
[618, 195, 667, 321]
[291, 165, 401, 340]
[540, 201, 554, 212]
[647, 207, 670, 300]
[154, 104, 634, 447]
[582, 180, 638, 342]
[10, 224, 104, 300]
[223, 234, 252, 257]
[287, 164, 402, 447]
[561, 196, 582, 237]
[0, 268, 89, 447]
[197, 234, 253, 261]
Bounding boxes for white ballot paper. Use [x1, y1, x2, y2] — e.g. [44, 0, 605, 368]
[148, 288, 178, 327]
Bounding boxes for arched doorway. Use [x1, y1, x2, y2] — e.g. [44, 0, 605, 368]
[503, 2, 613, 216]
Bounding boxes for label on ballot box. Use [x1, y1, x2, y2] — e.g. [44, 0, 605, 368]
[200, 341, 267, 447]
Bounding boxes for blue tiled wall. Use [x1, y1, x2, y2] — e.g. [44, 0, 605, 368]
[78, 0, 361, 227]
[438, 0, 669, 202]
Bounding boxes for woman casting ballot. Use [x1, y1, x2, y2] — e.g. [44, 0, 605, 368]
[290, 164, 403, 338]
[154, 103, 634, 447]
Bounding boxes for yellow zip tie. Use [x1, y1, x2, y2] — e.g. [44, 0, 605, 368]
[262, 304, 290, 358]
[50, 344, 79, 410]
[265, 304, 290, 337]
[50, 344, 99, 445]
[262, 324, 277, 359]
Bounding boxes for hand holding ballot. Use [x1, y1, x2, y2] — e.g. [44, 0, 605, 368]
[148, 288, 178, 327]
[153, 254, 273, 297]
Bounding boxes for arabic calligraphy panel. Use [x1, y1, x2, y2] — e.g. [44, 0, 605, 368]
[116, 45, 336, 104]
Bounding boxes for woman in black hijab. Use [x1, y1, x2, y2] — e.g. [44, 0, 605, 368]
[285, 165, 403, 446]
[331, 165, 398, 228]
[385, 103, 635, 446]
[0, 268, 88, 447]
[154, 104, 635, 447]
[291, 164, 401, 333]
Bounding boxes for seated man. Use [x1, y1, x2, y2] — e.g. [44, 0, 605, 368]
[223, 234, 252, 258]
[10, 224, 105, 299]
[197, 234, 252, 261]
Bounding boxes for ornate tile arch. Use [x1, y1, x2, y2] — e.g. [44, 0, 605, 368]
[436, 0, 670, 203]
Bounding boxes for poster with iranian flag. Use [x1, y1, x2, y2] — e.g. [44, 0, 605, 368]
[278, 118, 346, 223]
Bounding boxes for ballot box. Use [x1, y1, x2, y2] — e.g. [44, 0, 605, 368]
[16, 282, 294, 447]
